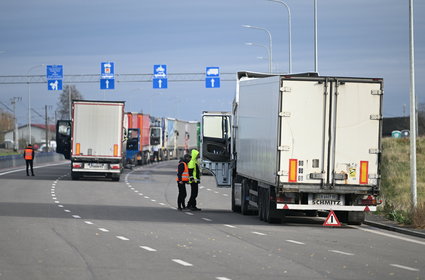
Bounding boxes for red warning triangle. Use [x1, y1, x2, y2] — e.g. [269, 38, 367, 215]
[283, 204, 289, 210]
[323, 210, 341, 227]
[364, 206, 371, 212]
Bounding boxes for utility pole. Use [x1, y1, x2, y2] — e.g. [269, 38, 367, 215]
[45, 105, 49, 152]
[10, 97, 22, 151]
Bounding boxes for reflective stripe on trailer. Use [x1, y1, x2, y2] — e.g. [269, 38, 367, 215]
[277, 203, 376, 212]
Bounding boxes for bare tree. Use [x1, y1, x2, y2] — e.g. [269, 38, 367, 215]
[56, 85, 84, 120]
[0, 109, 14, 143]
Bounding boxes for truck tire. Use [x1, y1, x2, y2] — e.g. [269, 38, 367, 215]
[264, 188, 280, 224]
[231, 186, 241, 213]
[347, 211, 365, 225]
[241, 179, 249, 215]
[258, 188, 264, 221]
[71, 171, 80, 180]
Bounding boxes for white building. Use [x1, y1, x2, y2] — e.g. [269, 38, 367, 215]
[4, 124, 56, 148]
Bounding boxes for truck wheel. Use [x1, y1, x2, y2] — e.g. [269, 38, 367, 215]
[258, 188, 264, 221]
[241, 179, 249, 215]
[347, 212, 365, 225]
[231, 186, 241, 213]
[71, 172, 79, 180]
[265, 188, 280, 224]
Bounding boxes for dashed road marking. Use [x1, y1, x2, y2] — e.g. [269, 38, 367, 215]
[98, 228, 109, 232]
[252, 231, 267, 236]
[390, 264, 419, 272]
[64, 210, 71, 213]
[202, 218, 212, 222]
[328, 250, 354, 256]
[172, 259, 193, 267]
[286, 240, 305, 245]
[140, 246, 157, 252]
[224, 224, 236, 228]
[72, 215, 81, 219]
[84, 221, 94, 225]
[185, 212, 194, 216]
[116, 236, 130, 241]
[216, 277, 232, 280]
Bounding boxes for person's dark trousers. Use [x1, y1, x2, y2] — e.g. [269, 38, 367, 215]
[187, 182, 199, 208]
[177, 182, 187, 209]
[26, 160, 34, 176]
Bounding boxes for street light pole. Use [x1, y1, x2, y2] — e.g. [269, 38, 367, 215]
[314, 0, 318, 73]
[266, 0, 292, 73]
[26, 64, 44, 145]
[245, 42, 271, 73]
[408, 0, 417, 209]
[242, 25, 273, 73]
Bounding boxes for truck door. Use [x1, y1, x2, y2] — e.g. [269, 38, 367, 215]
[330, 80, 382, 188]
[56, 120, 71, 160]
[279, 78, 329, 186]
[201, 112, 232, 187]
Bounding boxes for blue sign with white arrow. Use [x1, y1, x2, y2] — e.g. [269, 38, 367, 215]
[206, 66, 220, 88]
[100, 78, 115, 90]
[46, 65, 63, 79]
[153, 64, 168, 89]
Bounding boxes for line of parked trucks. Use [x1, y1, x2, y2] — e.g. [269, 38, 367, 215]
[56, 100, 199, 181]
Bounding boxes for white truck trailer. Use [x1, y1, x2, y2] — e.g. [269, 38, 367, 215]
[201, 72, 383, 224]
[56, 100, 126, 181]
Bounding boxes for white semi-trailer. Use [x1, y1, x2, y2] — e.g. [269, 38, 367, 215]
[56, 100, 126, 181]
[201, 72, 383, 224]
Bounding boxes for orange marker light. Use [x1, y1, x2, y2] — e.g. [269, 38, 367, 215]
[288, 159, 298, 182]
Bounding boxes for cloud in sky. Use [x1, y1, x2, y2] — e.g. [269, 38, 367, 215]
[0, 0, 424, 124]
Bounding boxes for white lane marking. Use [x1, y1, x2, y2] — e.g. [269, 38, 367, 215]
[216, 277, 232, 280]
[58, 205, 64, 208]
[138, 193, 143, 196]
[0, 162, 68, 176]
[328, 250, 354, 256]
[134, 190, 139, 193]
[214, 191, 219, 194]
[252, 231, 267, 236]
[116, 236, 130, 241]
[207, 188, 212, 191]
[390, 264, 420, 272]
[151, 199, 156, 202]
[54, 201, 60, 203]
[144, 196, 150, 199]
[223, 194, 229, 197]
[64, 210, 71, 213]
[172, 259, 193, 267]
[186, 212, 194, 216]
[98, 228, 109, 232]
[358, 227, 425, 246]
[84, 221, 94, 225]
[202, 218, 212, 222]
[140, 246, 157, 252]
[72, 215, 81, 219]
[159, 203, 166, 206]
[224, 224, 236, 228]
[286, 240, 305, 245]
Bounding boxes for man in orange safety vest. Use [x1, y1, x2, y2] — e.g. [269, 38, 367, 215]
[23, 144, 35, 176]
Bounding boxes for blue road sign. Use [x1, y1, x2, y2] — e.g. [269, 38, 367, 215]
[153, 78, 168, 89]
[206, 77, 220, 88]
[47, 79, 63, 91]
[101, 62, 114, 78]
[46, 65, 63, 79]
[100, 78, 115, 90]
[206, 67, 220, 77]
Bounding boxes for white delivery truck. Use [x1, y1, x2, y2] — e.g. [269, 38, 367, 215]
[56, 100, 126, 181]
[201, 72, 383, 224]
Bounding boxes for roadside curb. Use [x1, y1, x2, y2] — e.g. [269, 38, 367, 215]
[364, 219, 425, 239]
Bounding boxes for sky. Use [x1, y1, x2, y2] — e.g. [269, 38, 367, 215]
[0, 0, 424, 126]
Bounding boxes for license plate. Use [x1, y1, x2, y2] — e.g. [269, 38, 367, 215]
[313, 194, 342, 205]
[89, 163, 104, 168]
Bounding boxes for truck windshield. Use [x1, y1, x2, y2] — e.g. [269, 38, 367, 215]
[203, 116, 230, 139]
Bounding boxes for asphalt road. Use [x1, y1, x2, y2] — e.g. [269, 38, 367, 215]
[0, 161, 423, 280]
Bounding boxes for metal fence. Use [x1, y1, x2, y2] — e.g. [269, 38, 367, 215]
[0, 152, 65, 170]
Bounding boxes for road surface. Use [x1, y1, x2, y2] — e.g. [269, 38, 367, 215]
[0, 161, 423, 280]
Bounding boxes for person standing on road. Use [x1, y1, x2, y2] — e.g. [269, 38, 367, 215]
[23, 144, 35, 176]
[176, 154, 191, 211]
[187, 149, 201, 211]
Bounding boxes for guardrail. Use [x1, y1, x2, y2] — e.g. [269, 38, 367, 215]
[0, 152, 65, 170]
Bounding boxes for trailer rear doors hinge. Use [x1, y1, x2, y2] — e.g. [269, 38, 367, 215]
[281, 86, 292, 92]
[371, 89, 383, 95]
[279, 111, 291, 117]
[370, 114, 383, 120]
[278, 170, 288, 176]
[369, 148, 381, 154]
[309, 173, 325, 180]
[278, 145, 291, 151]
